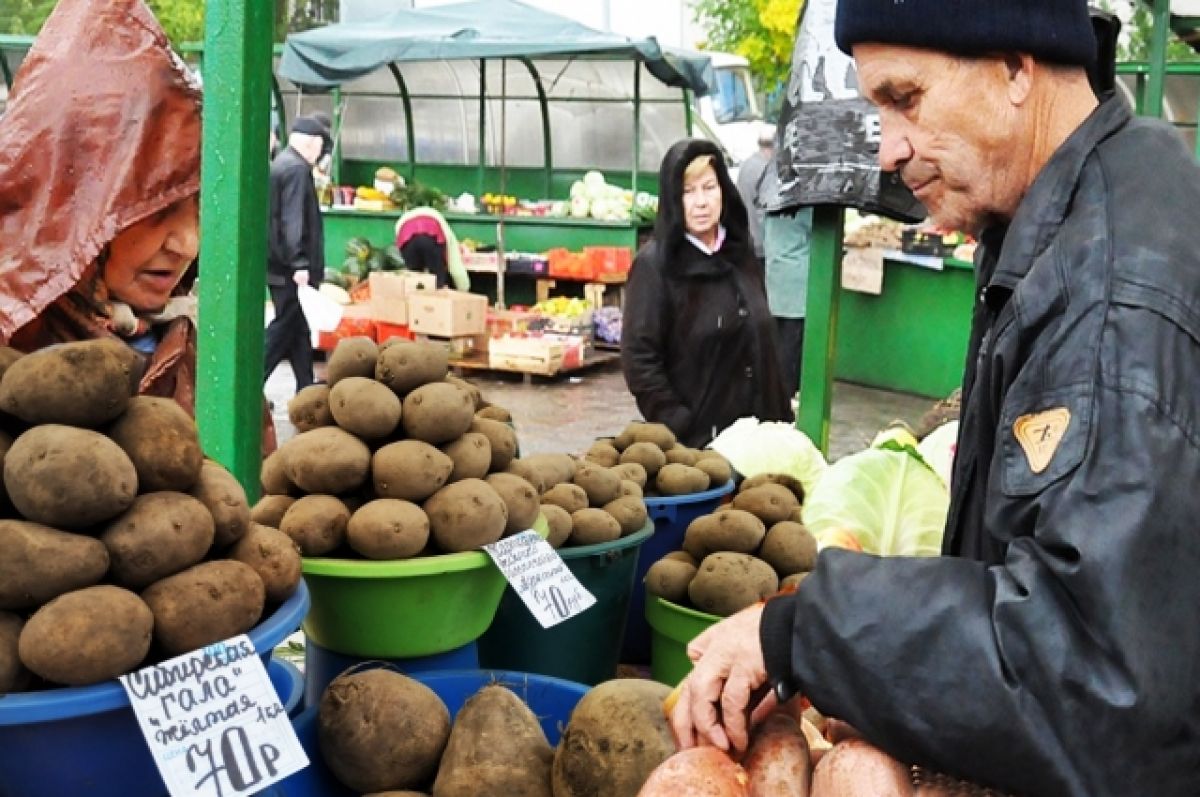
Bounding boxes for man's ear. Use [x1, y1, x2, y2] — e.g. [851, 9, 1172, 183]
[1004, 53, 1035, 106]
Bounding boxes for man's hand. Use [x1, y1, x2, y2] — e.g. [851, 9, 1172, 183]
[293, 270, 310, 287]
[669, 602, 771, 753]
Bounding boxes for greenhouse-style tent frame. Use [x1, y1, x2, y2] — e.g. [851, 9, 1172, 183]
[276, 0, 716, 200]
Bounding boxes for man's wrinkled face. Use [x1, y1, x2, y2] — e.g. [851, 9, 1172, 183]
[105, 195, 199, 312]
[854, 43, 1023, 233]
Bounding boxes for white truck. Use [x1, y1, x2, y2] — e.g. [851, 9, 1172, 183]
[690, 50, 766, 165]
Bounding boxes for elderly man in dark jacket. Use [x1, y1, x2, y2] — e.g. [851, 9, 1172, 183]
[669, 1, 1200, 795]
[264, 115, 327, 393]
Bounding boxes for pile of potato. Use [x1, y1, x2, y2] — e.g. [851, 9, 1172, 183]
[644, 474, 817, 617]
[0, 340, 302, 692]
[317, 668, 676, 797]
[254, 337, 539, 559]
[583, 421, 734, 498]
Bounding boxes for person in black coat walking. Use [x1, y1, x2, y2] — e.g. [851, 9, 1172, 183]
[621, 138, 791, 448]
[264, 115, 328, 393]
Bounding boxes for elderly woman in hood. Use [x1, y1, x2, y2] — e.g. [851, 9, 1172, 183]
[621, 139, 792, 448]
[0, 0, 204, 414]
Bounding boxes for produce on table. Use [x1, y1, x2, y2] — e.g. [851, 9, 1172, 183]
[655, 462, 711, 495]
[0, 520, 110, 611]
[401, 382, 476, 444]
[281, 426, 372, 495]
[475, 404, 512, 423]
[318, 668, 451, 794]
[440, 432, 492, 482]
[742, 713, 812, 797]
[740, 472, 806, 503]
[709, 418, 829, 497]
[568, 507, 623, 546]
[100, 492, 215, 589]
[542, 483, 589, 514]
[324, 335, 379, 386]
[229, 523, 303, 603]
[602, 495, 649, 536]
[424, 478, 509, 553]
[189, 461, 251, 547]
[431, 683, 554, 797]
[682, 509, 766, 560]
[585, 441, 621, 467]
[552, 679, 676, 797]
[329, 376, 403, 441]
[469, 417, 517, 471]
[288, 383, 334, 432]
[280, 494, 351, 557]
[809, 738, 911, 796]
[250, 494, 296, 529]
[0, 337, 136, 427]
[733, 483, 802, 526]
[486, 472, 542, 535]
[539, 504, 573, 549]
[759, 521, 818, 578]
[372, 440, 454, 502]
[642, 557, 697, 605]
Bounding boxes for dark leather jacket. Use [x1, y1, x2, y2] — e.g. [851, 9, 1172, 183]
[267, 146, 324, 287]
[762, 97, 1200, 796]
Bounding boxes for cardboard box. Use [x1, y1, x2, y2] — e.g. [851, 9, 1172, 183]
[488, 335, 565, 375]
[407, 289, 489, 337]
[369, 272, 438, 324]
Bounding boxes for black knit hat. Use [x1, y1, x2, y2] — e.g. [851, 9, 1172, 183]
[835, 0, 1097, 67]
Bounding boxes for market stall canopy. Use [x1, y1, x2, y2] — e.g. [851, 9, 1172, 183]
[278, 0, 713, 95]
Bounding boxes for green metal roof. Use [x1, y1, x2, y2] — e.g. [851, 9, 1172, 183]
[277, 0, 714, 95]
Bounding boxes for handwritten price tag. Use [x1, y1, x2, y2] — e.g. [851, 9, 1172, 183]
[483, 530, 596, 628]
[120, 636, 308, 797]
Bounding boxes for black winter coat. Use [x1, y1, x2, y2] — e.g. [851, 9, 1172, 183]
[621, 139, 791, 448]
[267, 146, 324, 287]
[762, 98, 1200, 796]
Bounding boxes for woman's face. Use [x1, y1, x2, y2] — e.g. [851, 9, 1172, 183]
[105, 195, 200, 313]
[682, 164, 722, 240]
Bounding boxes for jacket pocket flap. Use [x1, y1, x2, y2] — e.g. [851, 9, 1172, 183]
[1000, 386, 1093, 497]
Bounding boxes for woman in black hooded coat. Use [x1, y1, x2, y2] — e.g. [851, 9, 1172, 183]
[621, 139, 792, 448]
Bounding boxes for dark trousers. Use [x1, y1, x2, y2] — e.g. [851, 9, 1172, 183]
[400, 234, 449, 288]
[264, 280, 314, 391]
[775, 317, 805, 398]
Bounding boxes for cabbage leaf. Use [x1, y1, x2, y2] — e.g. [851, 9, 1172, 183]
[708, 417, 828, 496]
[801, 447, 949, 557]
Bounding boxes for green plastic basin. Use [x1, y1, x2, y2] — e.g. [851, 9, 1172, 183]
[301, 514, 549, 658]
[646, 595, 720, 686]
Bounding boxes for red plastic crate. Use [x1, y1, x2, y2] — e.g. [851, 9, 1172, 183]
[374, 321, 415, 343]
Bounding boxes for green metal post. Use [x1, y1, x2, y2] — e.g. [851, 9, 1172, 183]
[270, 76, 288, 152]
[1146, 0, 1171, 118]
[478, 59, 488, 199]
[386, 64, 417, 179]
[197, 0, 272, 498]
[519, 58, 553, 199]
[796, 205, 845, 455]
[632, 62, 642, 195]
[0, 52, 11, 90]
[683, 88, 694, 136]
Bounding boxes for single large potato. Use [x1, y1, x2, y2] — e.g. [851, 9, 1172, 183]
[347, 499, 430, 560]
[425, 479, 508, 552]
[0, 519, 110, 611]
[326, 336, 379, 386]
[470, 418, 517, 471]
[107, 396, 204, 492]
[732, 484, 802, 526]
[250, 494, 297, 528]
[260, 450, 295, 496]
[18, 585, 153, 685]
[432, 684, 554, 797]
[288, 384, 334, 432]
[100, 492, 216, 589]
[319, 668, 451, 793]
[229, 522, 303, 604]
[485, 472, 541, 535]
[441, 432, 492, 482]
[279, 495, 351, 557]
[688, 552, 779, 617]
[190, 460, 251, 547]
[401, 382, 475, 444]
[373, 440, 453, 502]
[329, 376, 402, 440]
[552, 679, 675, 797]
[282, 427, 372, 495]
[5, 425, 137, 529]
[0, 339, 137, 427]
[141, 561, 266, 656]
[375, 340, 449, 395]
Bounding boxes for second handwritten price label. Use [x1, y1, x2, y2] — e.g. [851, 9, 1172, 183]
[483, 530, 596, 628]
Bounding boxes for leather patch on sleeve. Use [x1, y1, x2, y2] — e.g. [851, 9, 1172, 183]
[1013, 408, 1071, 474]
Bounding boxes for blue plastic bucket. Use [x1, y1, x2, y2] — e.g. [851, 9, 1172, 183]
[623, 480, 735, 663]
[259, 669, 590, 797]
[0, 584, 310, 797]
[302, 638, 479, 709]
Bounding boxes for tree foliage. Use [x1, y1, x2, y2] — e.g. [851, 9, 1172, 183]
[693, 0, 804, 93]
[1098, 0, 1199, 62]
[0, 0, 337, 44]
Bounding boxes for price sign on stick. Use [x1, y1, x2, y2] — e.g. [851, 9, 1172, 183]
[120, 635, 308, 797]
[484, 530, 597, 629]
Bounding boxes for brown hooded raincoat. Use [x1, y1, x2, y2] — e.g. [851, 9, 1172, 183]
[0, 0, 202, 412]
